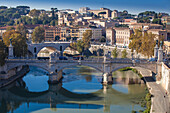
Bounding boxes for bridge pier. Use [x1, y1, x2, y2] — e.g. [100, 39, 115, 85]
[48, 70, 63, 84]
[102, 73, 113, 85]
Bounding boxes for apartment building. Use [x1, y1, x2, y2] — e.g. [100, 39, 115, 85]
[147, 29, 167, 41]
[111, 10, 119, 18]
[89, 7, 111, 18]
[79, 28, 102, 40]
[79, 7, 90, 14]
[119, 19, 137, 25]
[129, 23, 163, 30]
[114, 28, 133, 47]
[45, 27, 60, 41]
[106, 28, 115, 45]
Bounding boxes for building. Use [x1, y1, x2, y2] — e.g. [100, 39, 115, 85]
[88, 19, 118, 35]
[114, 28, 133, 47]
[167, 16, 170, 30]
[58, 12, 73, 26]
[79, 28, 102, 40]
[106, 28, 115, 45]
[129, 23, 163, 30]
[111, 10, 119, 18]
[147, 29, 167, 41]
[79, 7, 90, 14]
[163, 41, 170, 55]
[45, 27, 60, 41]
[89, 8, 111, 18]
[119, 19, 137, 25]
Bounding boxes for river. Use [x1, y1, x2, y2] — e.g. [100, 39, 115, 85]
[0, 65, 147, 113]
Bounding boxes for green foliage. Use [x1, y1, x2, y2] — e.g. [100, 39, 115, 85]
[152, 18, 162, 25]
[122, 49, 127, 58]
[32, 26, 45, 43]
[100, 36, 106, 42]
[131, 110, 136, 113]
[82, 30, 92, 50]
[0, 40, 7, 66]
[66, 36, 71, 41]
[50, 20, 56, 26]
[97, 48, 104, 56]
[112, 47, 118, 58]
[2, 30, 27, 57]
[118, 67, 132, 71]
[145, 93, 151, 101]
[16, 24, 28, 38]
[76, 40, 84, 54]
[70, 30, 92, 55]
[29, 9, 40, 17]
[55, 36, 60, 41]
[129, 29, 157, 58]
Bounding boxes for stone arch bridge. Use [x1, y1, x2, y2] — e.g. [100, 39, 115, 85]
[5, 58, 157, 84]
[28, 42, 71, 57]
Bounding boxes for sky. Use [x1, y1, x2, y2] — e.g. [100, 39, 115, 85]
[0, 0, 170, 15]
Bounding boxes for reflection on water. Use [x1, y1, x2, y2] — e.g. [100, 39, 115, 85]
[0, 66, 147, 113]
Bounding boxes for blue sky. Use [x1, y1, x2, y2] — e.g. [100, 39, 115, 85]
[0, 0, 170, 14]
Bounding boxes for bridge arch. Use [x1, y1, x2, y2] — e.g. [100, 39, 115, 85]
[57, 63, 104, 73]
[28, 42, 71, 58]
[7, 63, 50, 73]
[110, 65, 133, 73]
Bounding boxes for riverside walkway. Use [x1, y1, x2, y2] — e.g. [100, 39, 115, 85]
[134, 67, 170, 113]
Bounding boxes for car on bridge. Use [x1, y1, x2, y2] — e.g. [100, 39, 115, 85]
[59, 56, 68, 60]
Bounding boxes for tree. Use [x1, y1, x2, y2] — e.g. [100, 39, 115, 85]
[55, 36, 60, 41]
[7, 20, 15, 26]
[82, 30, 92, 50]
[50, 20, 56, 26]
[29, 9, 40, 17]
[122, 49, 127, 58]
[12, 13, 20, 19]
[16, 24, 28, 38]
[32, 26, 45, 43]
[2, 30, 27, 57]
[129, 29, 157, 58]
[32, 17, 39, 25]
[100, 36, 106, 42]
[66, 36, 71, 41]
[97, 48, 104, 56]
[0, 40, 7, 66]
[70, 42, 77, 50]
[76, 40, 84, 54]
[152, 18, 162, 25]
[6, 26, 15, 32]
[70, 30, 92, 55]
[112, 47, 118, 58]
[129, 29, 143, 53]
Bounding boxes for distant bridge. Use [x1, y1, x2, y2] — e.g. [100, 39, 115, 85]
[28, 42, 71, 57]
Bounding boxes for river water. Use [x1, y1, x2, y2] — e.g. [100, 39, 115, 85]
[0, 66, 147, 113]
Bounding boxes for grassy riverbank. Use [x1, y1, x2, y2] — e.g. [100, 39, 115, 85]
[118, 67, 151, 113]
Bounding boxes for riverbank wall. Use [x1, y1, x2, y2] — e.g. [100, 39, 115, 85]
[133, 65, 170, 113]
[0, 65, 30, 88]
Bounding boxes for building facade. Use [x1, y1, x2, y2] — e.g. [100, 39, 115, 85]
[114, 28, 133, 48]
[147, 29, 167, 41]
[79, 28, 102, 40]
[106, 28, 115, 45]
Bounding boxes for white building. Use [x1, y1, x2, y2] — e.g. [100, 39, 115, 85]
[79, 28, 102, 40]
[114, 28, 133, 48]
[106, 28, 115, 45]
[79, 7, 90, 14]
